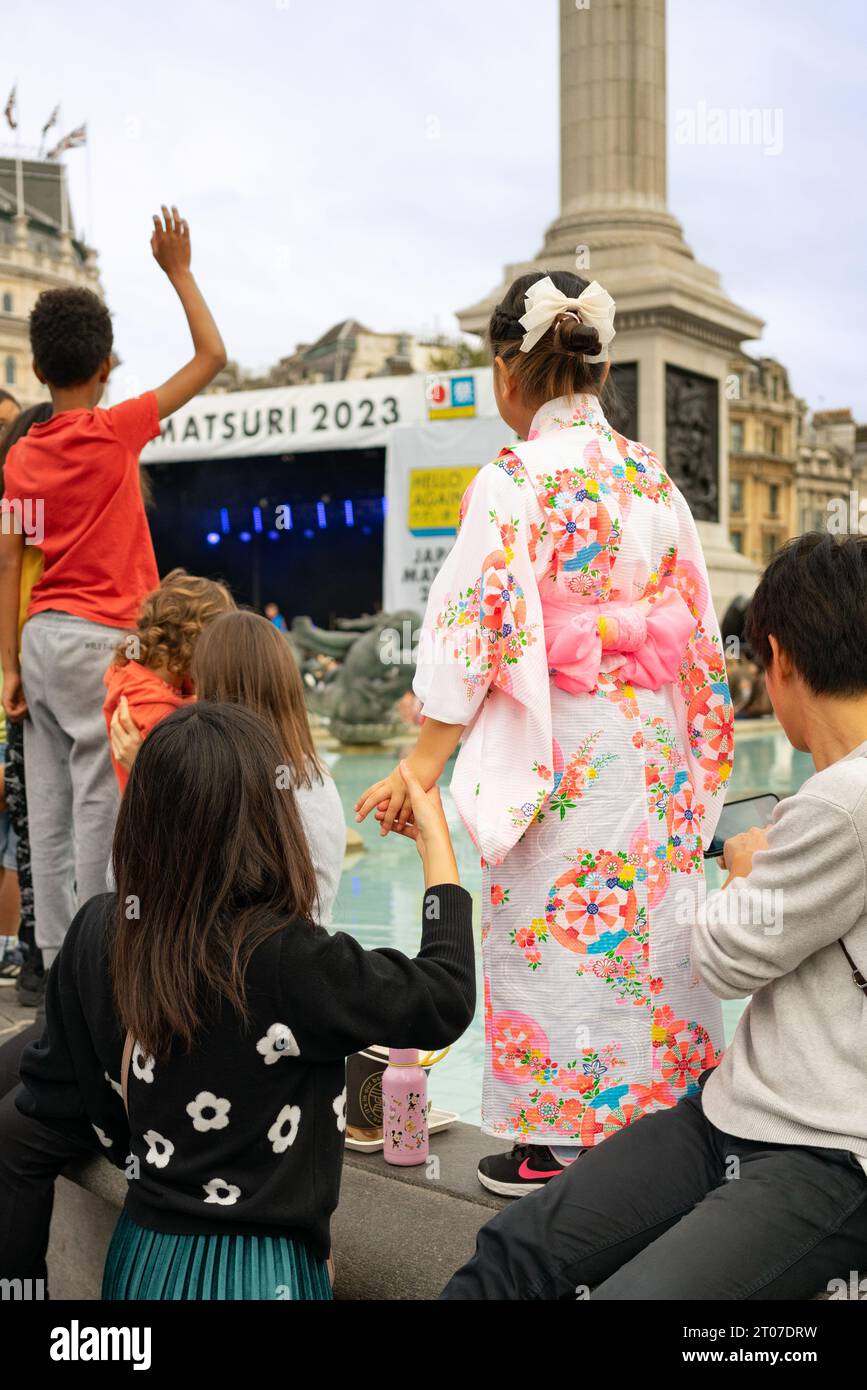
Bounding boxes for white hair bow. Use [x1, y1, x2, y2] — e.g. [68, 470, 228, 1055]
[519, 276, 617, 363]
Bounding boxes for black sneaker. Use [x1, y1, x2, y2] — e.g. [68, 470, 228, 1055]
[0, 957, 21, 985]
[16, 966, 45, 1009]
[477, 1143, 575, 1197]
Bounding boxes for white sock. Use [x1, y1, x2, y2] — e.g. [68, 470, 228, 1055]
[548, 1144, 584, 1164]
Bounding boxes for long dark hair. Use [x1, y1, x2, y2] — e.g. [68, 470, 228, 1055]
[110, 702, 317, 1060]
[192, 610, 323, 788]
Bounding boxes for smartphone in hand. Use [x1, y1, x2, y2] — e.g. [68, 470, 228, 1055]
[704, 793, 780, 859]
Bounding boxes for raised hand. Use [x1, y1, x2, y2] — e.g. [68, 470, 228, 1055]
[151, 205, 191, 280]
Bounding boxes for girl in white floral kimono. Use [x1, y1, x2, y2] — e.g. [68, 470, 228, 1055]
[357, 271, 733, 1196]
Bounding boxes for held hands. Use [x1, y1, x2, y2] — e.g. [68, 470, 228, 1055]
[722, 826, 769, 882]
[151, 205, 192, 280]
[355, 757, 436, 837]
[110, 696, 144, 773]
[354, 760, 459, 884]
[389, 761, 459, 886]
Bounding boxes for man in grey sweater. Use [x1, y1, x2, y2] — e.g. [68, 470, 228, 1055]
[443, 532, 867, 1300]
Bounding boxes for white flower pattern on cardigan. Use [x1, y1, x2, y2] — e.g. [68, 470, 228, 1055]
[256, 1023, 301, 1065]
[268, 1104, 302, 1154]
[144, 1130, 174, 1169]
[186, 1091, 231, 1132]
[203, 1178, 241, 1205]
[332, 1088, 347, 1133]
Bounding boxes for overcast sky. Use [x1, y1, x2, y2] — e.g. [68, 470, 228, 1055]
[3, 0, 865, 415]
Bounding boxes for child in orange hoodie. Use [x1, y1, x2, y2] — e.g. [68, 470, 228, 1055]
[103, 569, 234, 790]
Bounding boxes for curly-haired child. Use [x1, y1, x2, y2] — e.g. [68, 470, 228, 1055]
[0, 207, 226, 968]
[103, 569, 234, 791]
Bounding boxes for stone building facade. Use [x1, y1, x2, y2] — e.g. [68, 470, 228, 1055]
[209, 319, 444, 394]
[797, 409, 859, 537]
[728, 358, 862, 562]
[727, 356, 802, 568]
[0, 157, 101, 407]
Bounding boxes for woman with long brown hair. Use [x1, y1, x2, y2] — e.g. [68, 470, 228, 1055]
[111, 610, 346, 923]
[11, 702, 474, 1300]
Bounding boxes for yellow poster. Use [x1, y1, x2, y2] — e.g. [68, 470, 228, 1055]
[408, 466, 479, 536]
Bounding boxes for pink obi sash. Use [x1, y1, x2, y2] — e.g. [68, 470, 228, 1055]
[542, 587, 697, 695]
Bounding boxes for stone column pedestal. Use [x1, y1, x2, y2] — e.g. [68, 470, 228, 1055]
[457, 0, 764, 613]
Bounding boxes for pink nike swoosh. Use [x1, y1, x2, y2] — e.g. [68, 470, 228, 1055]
[518, 1159, 563, 1181]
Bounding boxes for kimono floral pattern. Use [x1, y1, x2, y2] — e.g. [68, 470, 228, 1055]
[414, 395, 730, 1143]
[488, 1007, 715, 1144]
[541, 732, 619, 821]
[432, 512, 535, 704]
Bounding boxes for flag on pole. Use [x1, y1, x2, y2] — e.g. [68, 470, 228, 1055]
[41, 105, 60, 139]
[46, 123, 87, 159]
[4, 86, 17, 130]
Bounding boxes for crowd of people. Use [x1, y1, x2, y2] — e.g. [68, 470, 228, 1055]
[0, 215, 865, 1301]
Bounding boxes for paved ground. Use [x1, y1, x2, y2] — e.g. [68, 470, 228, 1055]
[0, 984, 35, 1043]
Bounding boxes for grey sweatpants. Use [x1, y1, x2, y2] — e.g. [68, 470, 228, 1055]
[21, 610, 120, 968]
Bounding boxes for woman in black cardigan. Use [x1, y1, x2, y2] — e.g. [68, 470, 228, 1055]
[4, 702, 475, 1300]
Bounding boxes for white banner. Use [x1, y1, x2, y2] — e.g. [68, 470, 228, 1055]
[383, 416, 514, 616]
[142, 375, 427, 463]
[137, 367, 508, 620]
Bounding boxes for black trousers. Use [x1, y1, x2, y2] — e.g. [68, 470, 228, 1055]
[443, 1076, 867, 1300]
[0, 1024, 101, 1283]
[5, 717, 38, 965]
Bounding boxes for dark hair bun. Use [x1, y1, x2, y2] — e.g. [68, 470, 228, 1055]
[555, 313, 601, 358]
[489, 306, 523, 346]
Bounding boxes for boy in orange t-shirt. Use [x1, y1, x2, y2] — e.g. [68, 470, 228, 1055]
[0, 207, 227, 966]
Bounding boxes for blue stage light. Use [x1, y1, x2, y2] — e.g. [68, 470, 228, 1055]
[239, 531, 252, 543]
[220, 508, 230, 535]
[206, 533, 221, 546]
[344, 500, 355, 527]
[317, 502, 327, 529]
[304, 528, 314, 540]
[252, 506, 263, 534]
[267, 531, 279, 542]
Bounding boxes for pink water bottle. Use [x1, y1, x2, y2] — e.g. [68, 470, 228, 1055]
[382, 1049, 429, 1166]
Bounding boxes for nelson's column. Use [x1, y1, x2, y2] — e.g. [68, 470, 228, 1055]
[458, 0, 762, 612]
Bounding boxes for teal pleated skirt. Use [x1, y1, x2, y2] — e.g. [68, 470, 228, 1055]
[102, 1210, 333, 1301]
